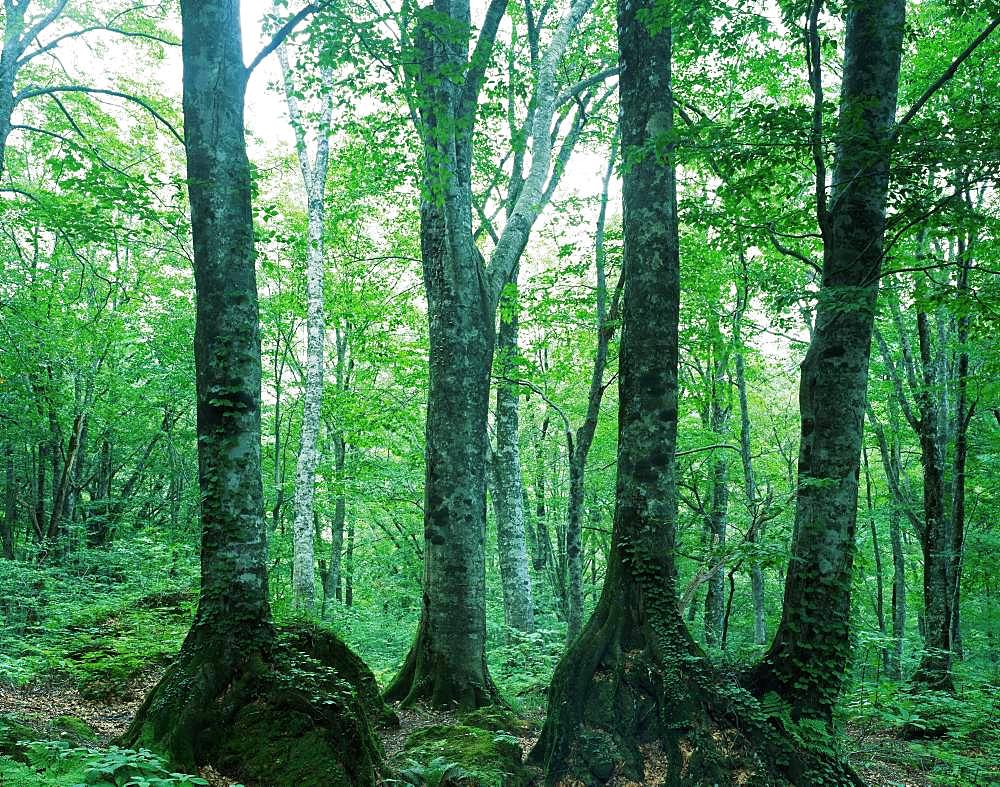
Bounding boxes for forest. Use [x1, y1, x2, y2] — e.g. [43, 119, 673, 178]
[0, 0, 998, 784]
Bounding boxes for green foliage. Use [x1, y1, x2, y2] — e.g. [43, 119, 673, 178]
[391, 756, 474, 787]
[22, 741, 208, 787]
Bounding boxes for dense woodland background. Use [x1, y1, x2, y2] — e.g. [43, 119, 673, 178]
[0, 0, 999, 784]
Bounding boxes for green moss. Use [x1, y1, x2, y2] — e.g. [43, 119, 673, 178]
[395, 724, 529, 787]
[458, 706, 533, 735]
[124, 623, 385, 786]
[51, 715, 97, 742]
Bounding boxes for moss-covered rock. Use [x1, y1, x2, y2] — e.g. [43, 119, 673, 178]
[393, 723, 529, 787]
[50, 715, 97, 743]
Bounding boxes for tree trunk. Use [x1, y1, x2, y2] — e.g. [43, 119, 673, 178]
[491, 279, 536, 634]
[863, 449, 888, 671]
[703, 343, 730, 647]
[565, 144, 619, 644]
[532, 12, 858, 782]
[326, 435, 347, 608]
[746, 0, 905, 721]
[901, 296, 954, 690]
[950, 234, 972, 659]
[383, 196, 500, 709]
[344, 516, 355, 608]
[1, 443, 15, 559]
[888, 505, 905, 680]
[281, 48, 334, 612]
[122, 5, 385, 782]
[734, 347, 767, 645]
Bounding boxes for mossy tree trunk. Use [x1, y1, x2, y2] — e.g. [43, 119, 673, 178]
[387, 0, 594, 708]
[122, 4, 385, 783]
[532, 8, 860, 784]
[745, 0, 906, 721]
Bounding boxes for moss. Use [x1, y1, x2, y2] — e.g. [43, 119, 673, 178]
[51, 715, 97, 742]
[394, 724, 529, 787]
[457, 706, 532, 735]
[123, 623, 386, 786]
[0, 715, 38, 761]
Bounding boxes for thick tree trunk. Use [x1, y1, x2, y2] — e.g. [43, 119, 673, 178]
[746, 0, 905, 721]
[384, 198, 500, 709]
[122, 5, 385, 782]
[491, 281, 536, 634]
[532, 12, 858, 783]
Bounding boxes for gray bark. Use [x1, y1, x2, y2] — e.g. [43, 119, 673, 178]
[2, 442, 15, 559]
[748, 0, 906, 720]
[181, 0, 270, 639]
[491, 291, 535, 633]
[388, 0, 596, 708]
[565, 143, 620, 643]
[279, 46, 335, 610]
[734, 303, 766, 645]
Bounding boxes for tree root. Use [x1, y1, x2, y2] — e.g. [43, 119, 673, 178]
[121, 623, 392, 786]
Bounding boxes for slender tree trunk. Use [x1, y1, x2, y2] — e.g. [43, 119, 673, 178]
[863, 449, 888, 671]
[735, 331, 766, 645]
[34, 442, 47, 541]
[746, 0, 905, 721]
[1, 443, 15, 559]
[888, 505, 905, 680]
[491, 277, 535, 634]
[326, 435, 347, 607]
[344, 516, 355, 608]
[703, 344, 730, 647]
[565, 143, 619, 644]
[950, 235, 972, 659]
[280, 50, 334, 611]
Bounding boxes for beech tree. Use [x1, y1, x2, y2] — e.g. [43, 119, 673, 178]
[122, 3, 387, 783]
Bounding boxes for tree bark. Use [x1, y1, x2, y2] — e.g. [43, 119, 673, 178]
[746, 0, 905, 721]
[565, 143, 620, 644]
[532, 11, 859, 782]
[280, 48, 335, 611]
[491, 277, 536, 634]
[387, 0, 594, 707]
[122, 5, 385, 782]
[1, 443, 15, 559]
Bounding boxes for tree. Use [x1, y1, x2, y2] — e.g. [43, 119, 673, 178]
[531, 3, 859, 782]
[744, 0, 907, 721]
[277, 35, 336, 611]
[122, 4, 387, 782]
[385, 0, 599, 709]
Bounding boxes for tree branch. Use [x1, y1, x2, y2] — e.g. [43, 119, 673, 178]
[894, 16, 1000, 136]
[246, 3, 320, 77]
[14, 85, 183, 144]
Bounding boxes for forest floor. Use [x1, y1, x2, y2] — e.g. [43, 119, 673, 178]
[1, 650, 995, 786]
[2, 555, 998, 786]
